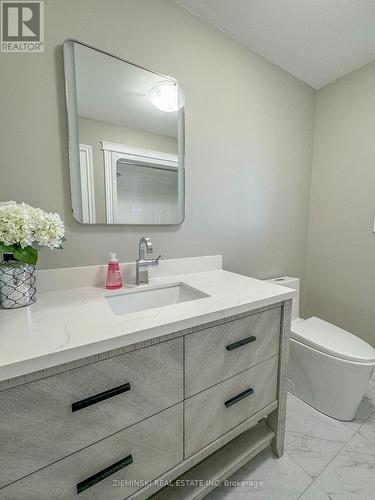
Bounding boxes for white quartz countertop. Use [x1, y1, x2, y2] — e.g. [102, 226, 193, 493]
[0, 263, 295, 382]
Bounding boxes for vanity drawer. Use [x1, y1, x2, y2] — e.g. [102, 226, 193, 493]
[184, 356, 278, 458]
[0, 338, 183, 487]
[185, 306, 281, 397]
[0, 403, 183, 500]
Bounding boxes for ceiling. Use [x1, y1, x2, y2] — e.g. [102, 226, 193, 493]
[176, 0, 375, 89]
[75, 43, 178, 138]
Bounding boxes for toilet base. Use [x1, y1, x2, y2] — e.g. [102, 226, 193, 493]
[289, 338, 374, 421]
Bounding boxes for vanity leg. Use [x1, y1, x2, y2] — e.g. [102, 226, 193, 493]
[266, 299, 292, 457]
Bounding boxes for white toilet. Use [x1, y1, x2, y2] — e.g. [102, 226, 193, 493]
[268, 277, 375, 421]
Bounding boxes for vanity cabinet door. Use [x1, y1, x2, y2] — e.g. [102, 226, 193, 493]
[0, 403, 183, 500]
[185, 306, 281, 397]
[0, 338, 183, 488]
[184, 356, 278, 458]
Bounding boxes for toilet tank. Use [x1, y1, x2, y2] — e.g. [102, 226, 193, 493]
[267, 277, 300, 321]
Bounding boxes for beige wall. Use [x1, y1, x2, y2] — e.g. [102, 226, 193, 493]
[306, 61, 375, 346]
[0, 0, 315, 297]
[78, 116, 178, 221]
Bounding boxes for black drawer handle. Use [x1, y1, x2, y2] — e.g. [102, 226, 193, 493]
[72, 382, 131, 412]
[77, 454, 133, 494]
[225, 388, 254, 408]
[226, 336, 256, 351]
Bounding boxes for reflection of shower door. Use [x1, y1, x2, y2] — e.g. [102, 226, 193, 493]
[101, 141, 178, 224]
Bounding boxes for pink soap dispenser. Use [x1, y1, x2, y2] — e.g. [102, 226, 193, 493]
[106, 252, 122, 290]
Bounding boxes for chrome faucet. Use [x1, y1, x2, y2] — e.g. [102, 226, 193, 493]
[136, 237, 161, 285]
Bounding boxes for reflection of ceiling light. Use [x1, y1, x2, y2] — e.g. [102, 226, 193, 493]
[147, 81, 182, 112]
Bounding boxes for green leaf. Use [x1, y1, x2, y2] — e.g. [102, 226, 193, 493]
[13, 246, 38, 265]
[0, 242, 16, 254]
[57, 237, 66, 250]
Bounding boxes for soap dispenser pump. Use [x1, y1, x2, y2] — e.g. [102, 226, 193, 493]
[105, 252, 122, 290]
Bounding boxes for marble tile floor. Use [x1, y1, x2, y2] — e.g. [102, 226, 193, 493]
[207, 373, 375, 499]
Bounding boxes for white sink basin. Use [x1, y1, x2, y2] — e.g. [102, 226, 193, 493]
[105, 282, 209, 315]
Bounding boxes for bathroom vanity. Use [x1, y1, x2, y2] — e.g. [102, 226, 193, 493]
[0, 256, 294, 499]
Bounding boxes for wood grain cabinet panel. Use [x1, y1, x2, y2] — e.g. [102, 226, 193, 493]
[0, 403, 183, 500]
[0, 338, 183, 487]
[184, 356, 278, 458]
[185, 306, 281, 397]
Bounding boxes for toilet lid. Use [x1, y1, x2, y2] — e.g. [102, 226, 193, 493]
[291, 317, 375, 363]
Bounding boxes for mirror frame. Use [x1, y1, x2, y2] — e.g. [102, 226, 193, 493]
[63, 39, 185, 225]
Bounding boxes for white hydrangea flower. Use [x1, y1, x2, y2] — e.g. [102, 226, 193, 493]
[0, 201, 65, 249]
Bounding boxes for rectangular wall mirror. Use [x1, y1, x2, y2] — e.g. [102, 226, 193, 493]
[63, 40, 185, 225]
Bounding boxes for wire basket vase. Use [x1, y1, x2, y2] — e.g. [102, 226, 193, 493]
[0, 260, 36, 309]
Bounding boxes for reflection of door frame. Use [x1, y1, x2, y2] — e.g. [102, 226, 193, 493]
[101, 141, 178, 224]
[79, 144, 96, 223]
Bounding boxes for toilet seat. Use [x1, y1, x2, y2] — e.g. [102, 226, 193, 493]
[291, 316, 375, 364]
